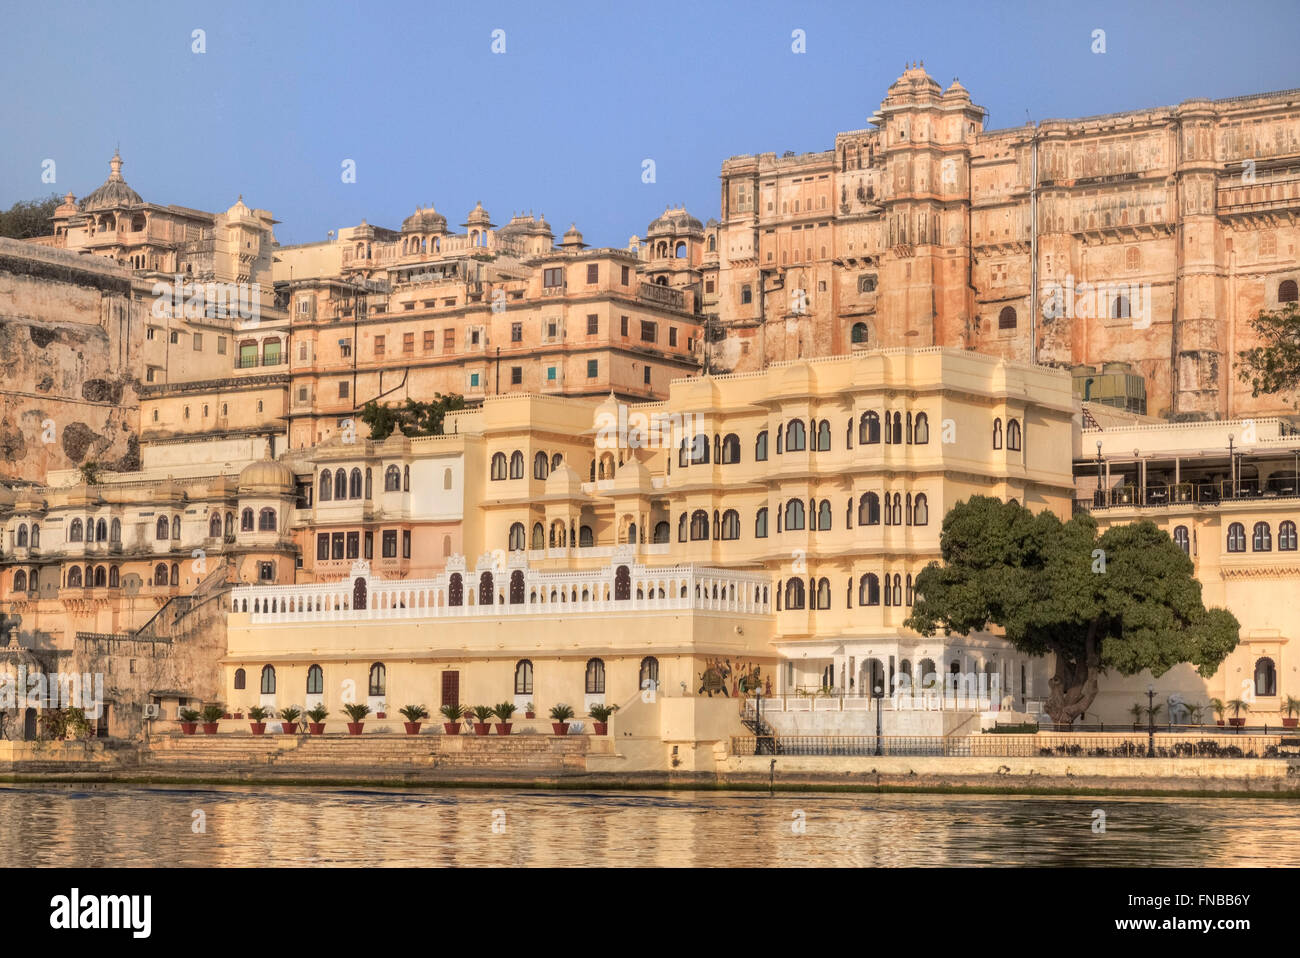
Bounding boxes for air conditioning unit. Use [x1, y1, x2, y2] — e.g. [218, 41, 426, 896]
[142, 703, 162, 720]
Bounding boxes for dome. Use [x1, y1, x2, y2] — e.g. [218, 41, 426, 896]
[886, 62, 942, 98]
[238, 458, 295, 494]
[646, 206, 703, 236]
[462, 201, 495, 229]
[560, 223, 587, 248]
[81, 151, 144, 211]
[944, 77, 970, 99]
[225, 195, 254, 221]
[402, 204, 447, 233]
[544, 461, 584, 496]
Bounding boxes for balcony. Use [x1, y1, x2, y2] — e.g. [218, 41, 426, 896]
[1079, 478, 1300, 511]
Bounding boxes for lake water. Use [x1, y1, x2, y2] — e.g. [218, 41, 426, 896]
[2, 784, 1295, 867]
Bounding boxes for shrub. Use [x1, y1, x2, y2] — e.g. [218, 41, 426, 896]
[179, 708, 202, 724]
[247, 706, 269, 722]
[493, 702, 517, 722]
[305, 705, 329, 724]
[278, 705, 301, 723]
[549, 703, 575, 722]
[342, 703, 371, 723]
[201, 704, 225, 724]
[399, 705, 429, 723]
[471, 705, 495, 724]
[439, 703, 467, 722]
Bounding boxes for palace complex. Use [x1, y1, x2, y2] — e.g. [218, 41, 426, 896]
[2, 67, 1299, 759]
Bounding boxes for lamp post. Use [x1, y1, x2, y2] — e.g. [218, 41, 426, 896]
[1146, 684, 1156, 758]
[874, 683, 884, 756]
[1228, 434, 1235, 498]
[1095, 440, 1104, 505]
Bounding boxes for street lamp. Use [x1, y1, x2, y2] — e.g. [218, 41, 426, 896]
[1228, 434, 1235, 498]
[874, 683, 884, 756]
[1146, 684, 1156, 758]
[1095, 440, 1104, 505]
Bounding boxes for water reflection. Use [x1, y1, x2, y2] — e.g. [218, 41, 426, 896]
[0, 785, 1293, 867]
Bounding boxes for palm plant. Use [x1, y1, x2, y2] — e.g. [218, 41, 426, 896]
[342, 703, 371, 723]
[1209, 698, 1226, 722]
[399, 705, 429, 723]
[1127, 703, 1145, 727]
[1145, 702, 1163, 725]
[279, 705, 301, 723]
[492, 702, 517, 722]
[1186, 703, 1205, 726]
[588, 703, 617, 724]
[305, 704, 329, 724]
[439, 703, 467, 722]
[247, 705, 269, 722]
[179, 708, 201, 724]
[471, 705, 495, 725]
[201, 704, 224, 725]
[1226, 698, 1250, 720]
[1283, 695, 1300, 720]
[549, 703, 575, 722]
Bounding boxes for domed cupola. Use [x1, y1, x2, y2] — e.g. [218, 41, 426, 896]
[81, 150, 144, 211]
[238, 458, 295, 495]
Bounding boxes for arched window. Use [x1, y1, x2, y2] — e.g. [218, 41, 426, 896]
[1280, 279, 1299, 303]
[170, 515, 179, 540]
[534, 451, 549, 479]
[1173, 525, 1190, 554]
[234, 668, 246, 690]
[678, 512, 687, 542]
[552, 453, 562, 471]
[155, 516, 169, 540]
[209, 513, 222, 537]
[721, 434, 740, 464]
[1006, 419, 1022, 452]
[16, 524, 27, 548]
[993, 418, 1003, 450]
[491, 453, 508, 480]
[1253, 522, 1272, 552]
[365, 468, 373, 499]
[170, 563, 179, 586]
[34, 523, 43, 546]
[858, 491, 880, 525]
[1279, 520, 1298, 551]
[443, 468, 453, 490]
[690, 510, 710, 541]
[258, 508, 276, 531]
[783, 578, 805, 609]
[998, 306, 1017, 329]
[585, 658, 606, 694]
[913, 494, 928, 526]
[639, 656, 659, 691]
[1255, 657, 1277, 697]
[815, 577, 831, 610]
[531, 522, 545, 549]
[448, 572, 463, 606]
[755, 507, 769, 538]
[241, 508, 254, 531]
[319, 469, 333, 501]
[653, 521, 670, 543]
[508, 522, 526, 551]
[858, 573, 880, 606]
[14, 570, 27, 592]
[509, 451, 524, 479]
[1227, 522, 1246, 552]
[755, 430, 769, 461]
[515, 659, 534, 695]
[784, 498, 805, 530]
[1112, 295, 1130, 320]
[67, 566, 82, 588]
[403, 465, 410, 491]
[859, 411, 881, 444]
[510, 569, 524, 603]
[69, 519, 83, 542]
[260, 665, 276, 695]
[334, 470, 347, 500]
[816, 500, 832, 531]
[349, 468, 362, 498]
[786, 419, 806, 452]
[914, 413, 929, 444]
[720, 510, 740, 540]
[815, 420, 831, 451]
[386, 465, 402, 490]
[96, 519, 107, 541]
[689, 434, 709, 465]
[851, 322, 868, 344]
[93, 565, 106, 587]
[368, 662, 386, 697]
[153, 562, 168, 585]
[479, 571, 495, 605]
[108, 566, 119, 588]
[307, 665, 324, 695]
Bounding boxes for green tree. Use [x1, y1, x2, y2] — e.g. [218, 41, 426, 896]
[905, 496, 1239, 725]
[358, 394, 466, 440]
[1237, 302, 1300, 402]
[0, 194, 62, 239]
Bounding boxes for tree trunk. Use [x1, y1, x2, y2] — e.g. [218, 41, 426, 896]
[1045, 626, 1101, 725]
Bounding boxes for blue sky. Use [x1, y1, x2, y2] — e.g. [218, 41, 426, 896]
[2, 0, 1297, 248]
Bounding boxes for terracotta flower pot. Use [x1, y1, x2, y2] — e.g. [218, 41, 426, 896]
[233, 713, 244, 720]
[552, 722, 569, 736]
[592, 722, 608, 735]
[308, 723, 325, 735]
[1229, 717, 1246, 727]
[202, 723, 219, 735]
[443, 723, 461, 735]
[249, 722, 266, 735]
[376, 712, 386, 719]
[1283, 718, 1298, 728]
[180, 723, 198, 735]
[1215, 720, 1225, 726]
[494, 723, 512, 735]
[222, 713, 232, 720]
[281, 722, 298, 734]
[473, 723, 491, 735]
[525, 712, 535, 719]
[404, 722, 422, 735]
[347, 722, 365, 735]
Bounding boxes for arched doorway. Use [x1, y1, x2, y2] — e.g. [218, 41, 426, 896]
[509, 570, 524, 604]
[860, 659, 886, 696]
[614, 565, 630, 601]
[23, 707, 37, 741]
[353, 577, 367, 610]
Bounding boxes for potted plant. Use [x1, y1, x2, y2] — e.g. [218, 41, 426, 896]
[524, 702, 536, 720]
[1210, 697, 1226, 726]
[305, 704, 328, 735]
[440, 703, 466, 734]
[1226, 698, 1249, 728]
[1186, 703, 1205, 727]
[343, 702, 371, 734]
[278, 705, 301, 734]
[375, 703, 387, 720]
[400, 704, 429, 735]
[471, 705, 494, 735]
[201, 704, 224, 735]
[588, 703, 618, 735]
[492, 702, 516, 735]
[549, 703, 574, 736]
[247, 705, 269, 735]
[1283, 696, 1300, 729]
[1127, 703, 1144, 731]
[178, 708, 200, 736]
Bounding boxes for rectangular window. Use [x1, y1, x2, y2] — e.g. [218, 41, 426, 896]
[316, 534, 329, 560]
[547, 366, 557, 381]
[443, 328, 455, 352]
[705, 280, 714, 293]
[644, 366, 651, 385]
[402, 530, 411, 558]
[217, 336, 227, 355]
[374, 335, 385, 357]
[640, 321, 657, 343]
[146, 368, 155, 382]
[587, 359, 598, 378]
[669, 327, 677, 347]
[511, 366, 522, 385]
[403, 332, 414, 353]
[192, 333, 202, 350]
[339, 339, 352, 358]
[331, 532, 345, 560]
[469, 372, 480, 387]
[338, 381, 349, 399]
[170, 331, 179, 344]
[586, 263, 598, 284]
[741, 285, 753, 305]
[621, 265, 630, 285]
[382, 530, 397, 558]
[346, 531, 359, 559]
[239, 342, 257, 367]
[620, 316, 629, 336]
[587, 314, 598, 335]
[147, 327, 156, 340]
[364, 530, 373, 559]
[543, 267, 565, 288]
[423, 329, 436, 351]
[511, 322, 522, 342]
[547, 321, 558, 340]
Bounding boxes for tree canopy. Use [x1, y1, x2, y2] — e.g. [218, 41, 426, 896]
[0, 194, 62, 240]
[358, 394, 466, 440]
[905, 496, 1239, 725]
[1237, 301, 1300, 403]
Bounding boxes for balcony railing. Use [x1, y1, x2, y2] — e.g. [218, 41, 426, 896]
[1081, 479, 1300, 510]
